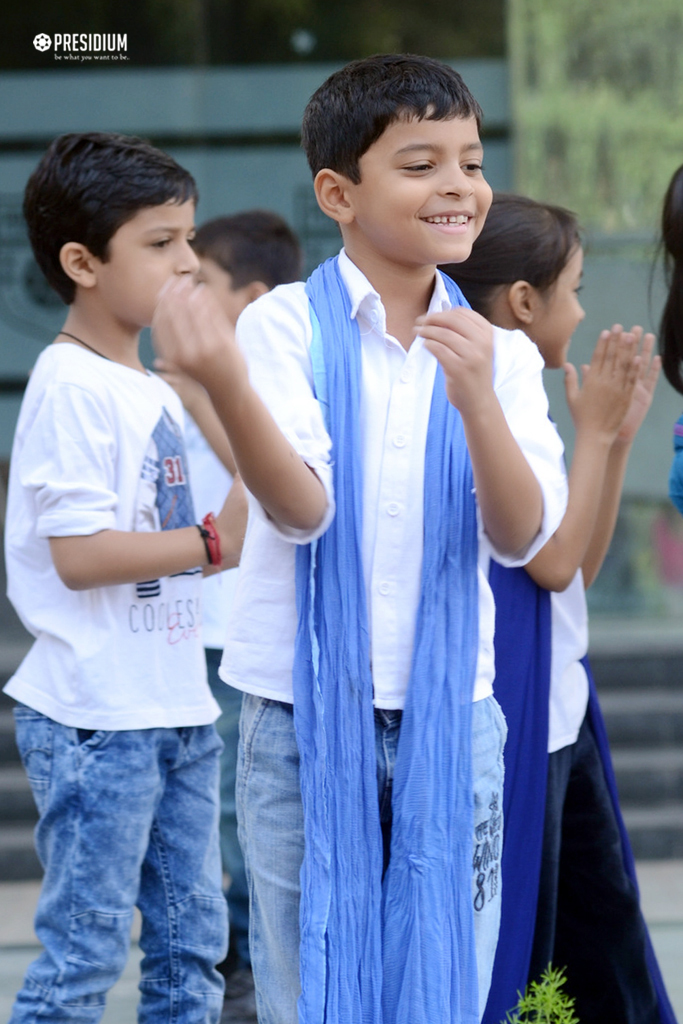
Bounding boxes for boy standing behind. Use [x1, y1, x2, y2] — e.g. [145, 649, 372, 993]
[157, 210, 302, 1023]
[154, 56, 567, 1024]
[5, 132, 245, 1023]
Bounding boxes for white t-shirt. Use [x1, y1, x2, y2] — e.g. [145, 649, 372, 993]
[548, 571, 590, 753]
[3, 343, 219, 731]
[219, 251, 568, 709]
[184, 414, 239, 650]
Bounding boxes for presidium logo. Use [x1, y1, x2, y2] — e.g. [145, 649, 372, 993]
[32, 33, 129, 62]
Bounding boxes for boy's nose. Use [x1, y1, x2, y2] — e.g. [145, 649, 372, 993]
[440, 169, 474, 198]
[178, 243, 200, 276]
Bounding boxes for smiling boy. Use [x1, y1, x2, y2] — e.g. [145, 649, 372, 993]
[5, 132, 247, 1023]
[153, 55, 567, 1024]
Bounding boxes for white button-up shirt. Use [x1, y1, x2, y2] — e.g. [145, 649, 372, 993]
[219, 251, 567, 708]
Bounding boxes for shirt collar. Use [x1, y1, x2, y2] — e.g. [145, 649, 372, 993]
[337, 248, 452, 332]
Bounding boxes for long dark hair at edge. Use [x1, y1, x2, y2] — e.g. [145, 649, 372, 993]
[660, 164, 683, 394]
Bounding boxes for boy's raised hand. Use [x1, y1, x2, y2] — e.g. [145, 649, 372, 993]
[564, 325, 640, 444]
[152, 276, 248, 394]
[416, 307, 495, 414]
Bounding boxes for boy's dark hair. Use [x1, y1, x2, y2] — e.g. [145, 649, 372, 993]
[193, 210, 302, 290]
[301, 53, 483, 184]
[23, 132, 198, 304]
[441, 193, 581, 319]
[659, 164, 683, 394]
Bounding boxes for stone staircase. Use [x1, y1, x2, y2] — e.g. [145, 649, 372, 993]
[1, 637, 683, 878]
[0, 648, 39, 881]
[591, 652, 683, 860]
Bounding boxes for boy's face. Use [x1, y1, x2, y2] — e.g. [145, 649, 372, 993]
[197, 257, 254, 327]
[92, 200, 198, 329]
[340, 115, 492, 271]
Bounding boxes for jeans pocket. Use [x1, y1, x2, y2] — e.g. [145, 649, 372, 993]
[13, 706, 54, 815]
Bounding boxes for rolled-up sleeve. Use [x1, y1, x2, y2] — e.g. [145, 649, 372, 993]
[483, 327, 568, 567]
[21, 383, 118, 539]
[235, 283, 335, 544]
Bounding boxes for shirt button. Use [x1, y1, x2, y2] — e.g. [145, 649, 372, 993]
[369, 309, 379, 325]
[393, 434, 407, 448]
[400, 369, 413, 383]
[386, 502, 400, 516]
[378, 581, 390, 596]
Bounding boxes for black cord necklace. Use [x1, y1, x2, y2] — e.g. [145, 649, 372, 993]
[58, 330, 111, 361]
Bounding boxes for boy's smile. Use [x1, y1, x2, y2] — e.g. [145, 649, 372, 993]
[335, 115, 492, 273]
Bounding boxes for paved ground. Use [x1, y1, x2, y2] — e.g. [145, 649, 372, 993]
[1, 865, 682, 1022]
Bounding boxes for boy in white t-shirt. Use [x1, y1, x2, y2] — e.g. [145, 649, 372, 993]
[156, 210, 302, 1019]
[153, 56, 568, 1024]
[4, 132, 246, 1024]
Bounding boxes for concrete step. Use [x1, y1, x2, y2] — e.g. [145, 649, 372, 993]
[0, 709, 19, 765]
[611, 747, 683, 805]
[622, 803, 683, 860]
[0, 766, 37, 823]
[600, 690, 683, 747]
[0, 823, 42, 880]
[591, 652, 683, 690]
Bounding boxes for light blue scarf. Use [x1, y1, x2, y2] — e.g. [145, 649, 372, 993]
[293, 255, 479, 1024]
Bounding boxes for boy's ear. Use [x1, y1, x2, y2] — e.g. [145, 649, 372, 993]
[314, 168, 356, 225]
[59, 242, 99, 290]
[506, 280, 538, 326]
[244, 280, 269, 305]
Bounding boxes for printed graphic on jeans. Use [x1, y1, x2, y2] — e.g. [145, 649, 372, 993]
[134, 407, 199, 600]
[473, 791, 502, 912]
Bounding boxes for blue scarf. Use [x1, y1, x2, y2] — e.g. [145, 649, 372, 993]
[668, 414, 683, 514]
[293, 256, 480, 1024]
[482, 563, 551, 1024]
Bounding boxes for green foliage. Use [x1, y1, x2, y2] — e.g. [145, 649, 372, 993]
[503, 965, 580, 1024]
[510, 0, 683, 234]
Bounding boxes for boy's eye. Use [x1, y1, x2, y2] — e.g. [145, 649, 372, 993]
[464, 162, 484, 173]
[151, 238, 172, 249]
[404, 163, 432, 172]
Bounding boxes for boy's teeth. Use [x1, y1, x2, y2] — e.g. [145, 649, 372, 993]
[426, 215, 468, 224]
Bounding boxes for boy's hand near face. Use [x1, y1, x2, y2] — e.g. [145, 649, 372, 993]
[153, 277, 328, 533]
[153, 277, 249, 394]
[417, 308, 495, 415]
[416, 307, 543, 558]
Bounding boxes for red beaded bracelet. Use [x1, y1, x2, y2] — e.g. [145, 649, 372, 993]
[196, 512, 222, 567]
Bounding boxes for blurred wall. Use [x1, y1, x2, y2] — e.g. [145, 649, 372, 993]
[0, 60, 511, 455]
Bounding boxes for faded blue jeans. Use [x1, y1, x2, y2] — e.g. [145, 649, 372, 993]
[206, 648, 250, 967]
[10, 706, 227, 1024]
[237, 693, 507, 1024]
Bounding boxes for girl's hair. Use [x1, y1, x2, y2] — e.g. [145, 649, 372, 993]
[441, 192, 581, 318]
[659, 165, 683, 394]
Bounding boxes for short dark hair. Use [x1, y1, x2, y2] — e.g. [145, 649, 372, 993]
[193, 210, 302, 290]
[441, 192, 581, 318]
[23, 132, 198, 304]
[301, 53, 483, 184]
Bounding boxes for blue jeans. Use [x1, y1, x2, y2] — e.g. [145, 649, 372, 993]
[237, 693, 507, 1024]
[10, 706, 228, 1024]
[206, 649, 250, 967]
